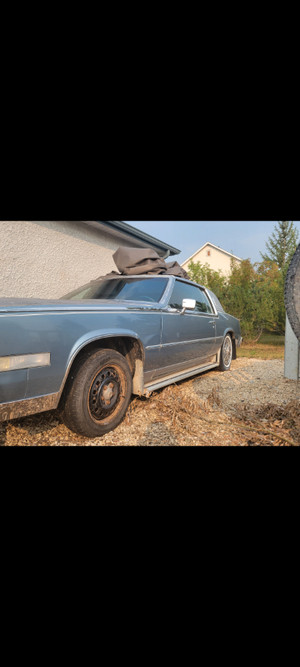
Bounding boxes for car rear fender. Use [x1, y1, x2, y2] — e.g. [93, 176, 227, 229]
[222, 328, 237, 359]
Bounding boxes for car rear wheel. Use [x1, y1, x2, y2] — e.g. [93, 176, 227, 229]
[219, 334, 233, 371]
[61, 349, 133, 438]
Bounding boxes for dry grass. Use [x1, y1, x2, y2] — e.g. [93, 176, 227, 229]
[124, 383, 246, 446]
[126, 381, 300, 446]
[238, 344, 284, 360]
[235, 400, 300, 446]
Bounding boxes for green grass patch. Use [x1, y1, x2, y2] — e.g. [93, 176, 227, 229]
[237, 331, 285, 360]
[259, 333, 285, 346]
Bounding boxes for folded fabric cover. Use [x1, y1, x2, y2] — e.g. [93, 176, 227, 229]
[164, 260, 190, 278]
[113, 247, 166, 275]
[110, 247, 190, 279]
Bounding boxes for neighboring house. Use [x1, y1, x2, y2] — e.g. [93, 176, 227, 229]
[181, 242, 243, 277]
[0, 220, 180, 298]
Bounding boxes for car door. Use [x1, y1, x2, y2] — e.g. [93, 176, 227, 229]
[158, 280, 217, 377]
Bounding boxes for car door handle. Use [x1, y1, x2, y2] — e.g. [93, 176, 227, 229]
[209, 320, 216, 325]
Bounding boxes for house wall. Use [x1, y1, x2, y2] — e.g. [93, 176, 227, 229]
[0, 221, 142, 299]
[182, 246, 241, 276]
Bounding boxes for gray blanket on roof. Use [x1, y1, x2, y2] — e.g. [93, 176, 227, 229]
[110, 247, 189, 279]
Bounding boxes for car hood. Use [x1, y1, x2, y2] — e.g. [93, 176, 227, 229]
[0, 297, 161, 313]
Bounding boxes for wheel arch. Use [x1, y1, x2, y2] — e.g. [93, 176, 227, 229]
[58, 330, 145, 404]
[223, 329, 236, 359]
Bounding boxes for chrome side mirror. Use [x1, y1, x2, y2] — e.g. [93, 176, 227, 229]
[181, 298, 196, 314]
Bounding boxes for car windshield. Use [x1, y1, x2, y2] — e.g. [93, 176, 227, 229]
[62, 277, 168, 303]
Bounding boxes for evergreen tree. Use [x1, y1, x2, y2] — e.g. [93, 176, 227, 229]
[260, 221, 299, 271]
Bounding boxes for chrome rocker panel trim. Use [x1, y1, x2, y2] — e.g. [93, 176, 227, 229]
[0, 392, 60, 422]
[144, 358, 220, 395]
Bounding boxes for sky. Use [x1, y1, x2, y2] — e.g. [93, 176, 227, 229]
[128, 221, 300, 265]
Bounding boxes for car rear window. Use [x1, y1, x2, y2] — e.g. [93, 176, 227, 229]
[62, 277, 168, 303]
[206, 289, 224, 312]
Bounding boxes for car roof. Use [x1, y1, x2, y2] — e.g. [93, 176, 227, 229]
[95, 274, 206, 290]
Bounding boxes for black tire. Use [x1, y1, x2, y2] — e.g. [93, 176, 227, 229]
[61, 349, 133, 438]
[219, 334, 233, 371]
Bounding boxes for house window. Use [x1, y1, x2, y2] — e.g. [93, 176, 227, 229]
[207, 250, 211, 256]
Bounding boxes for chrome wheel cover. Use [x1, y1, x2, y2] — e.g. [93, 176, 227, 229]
[222, 335, 232, 367]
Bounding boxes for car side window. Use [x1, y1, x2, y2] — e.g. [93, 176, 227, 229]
[169, 281, 213, 314]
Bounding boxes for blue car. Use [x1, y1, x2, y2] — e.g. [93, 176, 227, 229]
[0, 275, 242, 437]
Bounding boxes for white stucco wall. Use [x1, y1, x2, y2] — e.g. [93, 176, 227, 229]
[0, 221, 141, 299]
[182, 246, 242, 276]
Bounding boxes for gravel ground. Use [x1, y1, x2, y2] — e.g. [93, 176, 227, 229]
[1, 358, 300, 446]
[192, 358, 299, 409]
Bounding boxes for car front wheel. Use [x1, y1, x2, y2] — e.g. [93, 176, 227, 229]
[219, 334, 233, 371]
[61, 349, 133, 438]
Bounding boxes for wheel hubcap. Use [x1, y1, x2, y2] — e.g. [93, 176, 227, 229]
[223, 336, 232, 366]
[89, 367, 121, 420]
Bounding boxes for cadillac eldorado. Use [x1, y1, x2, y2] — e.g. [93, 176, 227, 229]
[0, 274, 242, 437]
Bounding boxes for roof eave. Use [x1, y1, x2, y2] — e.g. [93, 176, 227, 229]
[82, 220, 180, 257]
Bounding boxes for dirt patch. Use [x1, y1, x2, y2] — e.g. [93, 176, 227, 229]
[1, 359, 300, 446]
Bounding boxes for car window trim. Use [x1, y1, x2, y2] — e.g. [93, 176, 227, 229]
[167, 279, 218, 316]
